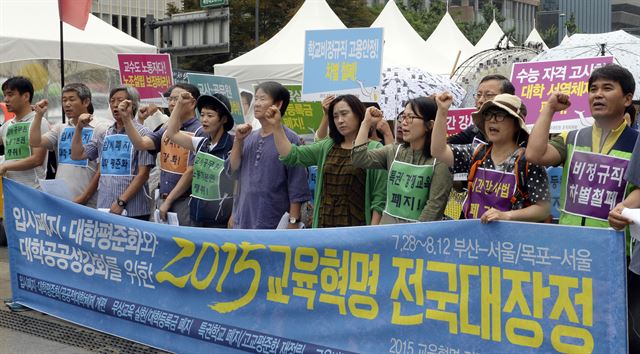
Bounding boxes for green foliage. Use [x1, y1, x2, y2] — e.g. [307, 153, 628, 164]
[166, 3, 180, 16]
[565, 12, 579, 35]
[327, 0, 377, 28]
[481, 2, 505, 26]
[541, 24, 558, 47]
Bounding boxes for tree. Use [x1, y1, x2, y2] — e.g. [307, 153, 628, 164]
[481, 2, 505, 26]
[541, 24, 558, 47]
[565, 12, 579, 35]
[327, 0, 378, 28]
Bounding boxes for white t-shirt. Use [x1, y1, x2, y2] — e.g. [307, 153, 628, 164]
[43, 121, 104, 207]
[0, 111, 49, 189]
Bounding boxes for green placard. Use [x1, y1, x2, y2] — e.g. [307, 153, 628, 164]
[191, 151, 225, 201]
[385, 161, 434, 221]
[283, 85, 324, 135]
[200, 0, 226, 8]
[187, 73, 244, 125]
[5, 122, 32, 161]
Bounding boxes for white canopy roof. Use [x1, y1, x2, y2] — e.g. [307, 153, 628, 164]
[474, 20, 512, 52]
[424, 12, 476, 70]
[0, 0, 157, 69]
[371, 0, 450, 75]
[524, 28, 549, 50]
[214, 0, 345, 89]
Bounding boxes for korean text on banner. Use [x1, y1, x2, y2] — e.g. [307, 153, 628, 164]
[3, 178, 627, 354]
[302, 28, 384, 102]
[187, 73, 245, 125]
[446, 107, 477, 136]
[283, 85, 324, 136]
[511, 56, 613, 133]
[118, 53, 173, 104]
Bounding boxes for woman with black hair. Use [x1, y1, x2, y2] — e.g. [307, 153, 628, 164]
[352, 97, 452, 224]
[265, 94, 387, 228]
[432, 92, 550, 223]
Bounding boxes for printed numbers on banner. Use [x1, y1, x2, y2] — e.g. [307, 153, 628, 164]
[156, 238, 265, 313]
[389, 338, 415, 354]
[391, 235, 451, 256]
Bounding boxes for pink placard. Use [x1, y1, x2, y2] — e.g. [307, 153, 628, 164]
[117, 53, 173, 101]
[446, 107, 476, 136]
[511, 56, 613, 126]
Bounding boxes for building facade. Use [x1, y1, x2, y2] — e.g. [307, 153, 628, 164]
[538, 0, 612, 46]
[612, 0, 640, 34]
[91, 0, 181, 47]
[367, 1, 539, 43]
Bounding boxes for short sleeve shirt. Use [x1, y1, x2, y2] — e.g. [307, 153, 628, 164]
[451, 144, 550, 209]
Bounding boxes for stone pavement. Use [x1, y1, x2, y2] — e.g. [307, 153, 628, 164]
[0, 246, 169, 354]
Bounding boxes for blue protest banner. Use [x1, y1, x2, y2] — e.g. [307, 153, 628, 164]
[3, 178, 627, 353]
[100, 134, 134, 176]
[302, 28, 383, 102]
[547, 166, 563, 220]
[187, 73, 245, 125]
[58, 126, 93, 167]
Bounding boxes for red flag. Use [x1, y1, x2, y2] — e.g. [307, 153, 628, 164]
[58, 0, 92, 30]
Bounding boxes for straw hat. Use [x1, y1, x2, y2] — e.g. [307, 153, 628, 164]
[471, 93, 528, 139]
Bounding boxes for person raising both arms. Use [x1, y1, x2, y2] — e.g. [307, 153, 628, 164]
[226, 81, 310, 229]
[431, 92, 550, 223]
[351, 97, 452, 224]
[266, 94, 387, 228]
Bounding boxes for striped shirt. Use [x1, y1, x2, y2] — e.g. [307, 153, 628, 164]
[84, 121, 155, 217]
[0, 111, 49, 189]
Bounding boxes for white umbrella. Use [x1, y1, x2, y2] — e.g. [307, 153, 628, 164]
[533, 30, 640, 99]
[379, 67, 466, 120]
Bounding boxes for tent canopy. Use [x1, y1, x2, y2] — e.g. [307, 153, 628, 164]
[474, 20, 512, 51]
[214, 0, 345, 89]
[371, 0, 450, 75]
[524, 28, 549, 50]
[0, 0, 157, 70]
[424, 12, 476, 71]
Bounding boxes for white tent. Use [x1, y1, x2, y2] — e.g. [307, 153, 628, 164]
[474, 20, 512, 52]
[370, 0, 450, 74]
[524, 28, 549, 50]
[214, 0, 345, 89]
[424, 12, 476, 73]
[0, 0, 157, 70]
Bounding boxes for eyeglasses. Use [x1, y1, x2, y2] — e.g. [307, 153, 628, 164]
[485, 110, 509, 122]
[474, 92, 498, 100]
[398, 113, 424, 124]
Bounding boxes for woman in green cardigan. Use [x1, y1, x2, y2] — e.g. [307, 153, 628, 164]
[352, 96, 452, 224]
[262, 94, 387, 228]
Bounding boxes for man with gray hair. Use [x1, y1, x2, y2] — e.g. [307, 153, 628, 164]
[29, 83, 102, 208]
[71, 86, 155, 220]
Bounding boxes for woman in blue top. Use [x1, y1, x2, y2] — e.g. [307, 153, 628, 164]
[165, 91, 235, 228]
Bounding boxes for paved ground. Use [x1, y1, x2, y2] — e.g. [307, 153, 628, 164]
[0, 247, 90, 353]
[0, 246, 168, 354]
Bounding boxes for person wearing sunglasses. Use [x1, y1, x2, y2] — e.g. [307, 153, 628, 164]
[431, 92, 550, 223]
[448, 74, 516, 146]
[351, 97, 452, 224]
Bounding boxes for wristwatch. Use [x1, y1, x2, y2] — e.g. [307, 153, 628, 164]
[116, 198, 127, 208]
[288, 216, 300, 224]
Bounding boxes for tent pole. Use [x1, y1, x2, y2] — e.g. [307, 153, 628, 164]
[59, 20, 66, 124]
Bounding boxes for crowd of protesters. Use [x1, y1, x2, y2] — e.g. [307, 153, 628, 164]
[2, 63, 640, 347]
